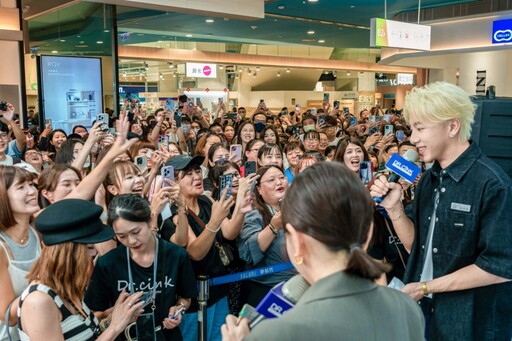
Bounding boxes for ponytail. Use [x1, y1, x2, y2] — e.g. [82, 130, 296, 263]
[345, 247, 391, 281]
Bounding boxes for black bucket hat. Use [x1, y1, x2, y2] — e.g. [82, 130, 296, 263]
[35, 199, 114, 246]
[165, 155, 204, 171]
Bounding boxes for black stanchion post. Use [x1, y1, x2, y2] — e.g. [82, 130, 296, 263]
[197, 275, 209, 341]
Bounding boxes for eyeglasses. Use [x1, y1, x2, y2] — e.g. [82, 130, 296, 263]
[0, 132, 8, 139]
[260, 175, 286, 185]
[25, 151, 42, 157]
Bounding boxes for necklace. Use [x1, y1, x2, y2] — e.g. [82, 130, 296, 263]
[6, 230, 29, 245]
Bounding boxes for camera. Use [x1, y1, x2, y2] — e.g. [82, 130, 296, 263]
[0, 101, 8, 111]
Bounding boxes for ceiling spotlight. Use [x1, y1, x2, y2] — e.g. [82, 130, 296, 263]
[144, 62, 149, 70]
[256, 66, 261, 71]
[324, 71, 329, 75]
[307, 31, 315, 35]
[168, 62, 173, 68]
[318, 40, 325, 43]
[308, 0, 319, 2]
[205, 19, 214, 23]
[277, 72, 281, 77]
[286, 68, 291, 73]
[140, 71, 144, 76]
[122, 72, 127, 77]
[173, 73, 176, 78]
[96, 41, 103, 44]
[278, 5, 285, 9]
[219, 65, 224, 70]
[59, 39, 66, 42]
[238, 68, 243, 73]
[347, 71, 351, 76]
[185, 34, 193, 37]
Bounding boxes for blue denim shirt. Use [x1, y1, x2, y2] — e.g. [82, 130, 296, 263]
[404, 142, 512, 340]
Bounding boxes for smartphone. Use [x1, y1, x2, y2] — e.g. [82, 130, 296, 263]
[375, 116, 382, 123]
[244, 161, 257, 176]
[368, 115, 376, 123]
[171, 305, 186, 320]
[343, 107, 350, 116]
[323, 93, 329, 102]
[350, 117, 357, 126]
[295, 104, 301, 112]
[196, 98, 201, 104]
[100, 123, 109, 132]
[219, 174, 233, 199]
[174, 112, 182, 128]
[249, 179, 257, 196]
[165, 99, 175, 112]
[291, 125, 300, 136]
[218, 97, 223, 104]
[161, 165, 174, 187]
[158, 135, 169, 151]
[260, 99, 264, 103]
[369, 126, 379, 135]
[137, 292, 153, 309]
[333, 101, 340, 109]
[188, 101, 194, 107]
[359, 161, 373, 185]
[317, 115, 327, 127]
[310, 108, 317, 116]
[383, 114, 390, 122]
[97, 114, 110, 124]
[384, 124, 394, 135]
[44, 118, 52, 128]
[134, 156, 147, 171]
[226, 112, 237, 120]
[396, 130, 405, 142]
[230, 144, 242, 163]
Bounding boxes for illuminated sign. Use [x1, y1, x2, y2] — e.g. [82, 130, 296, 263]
[492, 19, 512, 44]
[370, 18, 431, 50]
[186, 63, 217, 78]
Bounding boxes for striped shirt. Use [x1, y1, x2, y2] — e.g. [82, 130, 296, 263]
[18, 284, 100, 341]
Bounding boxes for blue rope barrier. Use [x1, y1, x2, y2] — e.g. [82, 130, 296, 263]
[209, 262, 295, 287]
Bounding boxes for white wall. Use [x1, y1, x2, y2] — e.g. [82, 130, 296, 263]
[458, 51, 510, 96]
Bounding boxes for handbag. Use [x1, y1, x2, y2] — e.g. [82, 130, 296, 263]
[188, 208, 234, 267]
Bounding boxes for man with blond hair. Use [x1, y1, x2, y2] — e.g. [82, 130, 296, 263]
[371, 82, 512, 340]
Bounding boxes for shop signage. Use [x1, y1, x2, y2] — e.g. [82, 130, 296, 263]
[340, 91, 358, 99]
[186, 63, 217, 78]
[370, 18, 431, 50]
[492, 18, 512, 44]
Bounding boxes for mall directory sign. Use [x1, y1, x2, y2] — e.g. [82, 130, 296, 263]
[370, 18, 431, 50]
[492, 19, 512, 44]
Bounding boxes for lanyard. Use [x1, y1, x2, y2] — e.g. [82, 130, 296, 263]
[126, 235, 159, 310]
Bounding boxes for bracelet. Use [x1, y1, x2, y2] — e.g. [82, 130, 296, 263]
[205, 224, 221, 233]
[268, 223, 278, 235]
[421, 282, 429, 296]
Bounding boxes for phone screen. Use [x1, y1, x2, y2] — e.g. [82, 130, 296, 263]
[244, 161, 257, 176]
[230, 144, 242, 163]
[323, 93, 329, 102]
[219, 174, 233, 199]
[359, 161, 373, 184]
[158, 135, 169, 151]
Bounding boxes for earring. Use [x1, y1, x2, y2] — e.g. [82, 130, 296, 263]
[294, 254, 303, 265]
[449, 133, 455, 138]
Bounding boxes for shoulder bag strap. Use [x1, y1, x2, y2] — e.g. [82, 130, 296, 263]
[383, 218, 407, 269]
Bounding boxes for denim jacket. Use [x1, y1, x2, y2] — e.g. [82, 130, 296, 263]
[404, 142, 512, 340]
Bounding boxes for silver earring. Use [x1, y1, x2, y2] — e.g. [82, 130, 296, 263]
[449, 133, 455, 138]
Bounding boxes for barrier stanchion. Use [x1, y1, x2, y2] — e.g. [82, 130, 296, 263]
[197, 275, 209, 341]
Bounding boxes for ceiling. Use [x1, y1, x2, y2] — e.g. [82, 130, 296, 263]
[26, 0, 481, 56]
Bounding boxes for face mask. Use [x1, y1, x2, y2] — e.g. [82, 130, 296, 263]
[181, 124, 190, 135]
[193, 128, 200, 135]
[254, 122, 266, 133]
[304, 124, 315, 133]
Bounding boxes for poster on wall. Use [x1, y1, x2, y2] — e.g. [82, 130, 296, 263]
[39, 56, 103, 134]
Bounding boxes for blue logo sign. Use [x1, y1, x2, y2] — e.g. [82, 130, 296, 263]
[385, 153, 422, 183]
[492, 19, 512, 44]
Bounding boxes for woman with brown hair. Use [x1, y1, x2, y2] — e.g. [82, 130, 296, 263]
[0, 166, 39, 341]
[17, 199, 145, 340]
[222, 163, 424, 340]
[238, 165, 295, 306]
[333, 137, 370, 175]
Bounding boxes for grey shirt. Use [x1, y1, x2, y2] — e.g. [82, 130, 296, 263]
[239, 210, 296, 286]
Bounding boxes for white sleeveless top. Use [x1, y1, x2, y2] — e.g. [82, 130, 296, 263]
[0, 228, 41, 341]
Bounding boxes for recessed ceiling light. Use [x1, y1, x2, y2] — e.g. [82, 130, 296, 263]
[103, 29, 110, 33]
[318, 40, 325, 43]
[59, 39, 66, 42]
[277, 72, 281, 77]
[51, 50, 58, 54]
[219, 65, 224, 70]
[205, 19, 214, 23]
[286, 68, 291, 73]
[307, 31, 315, 34]
[186, 34, 193, 37]
[97, 41, 103, 44]
[308, 0, 318, 2]
[278, 5, 285, 9]
[350, 5, 355, 8]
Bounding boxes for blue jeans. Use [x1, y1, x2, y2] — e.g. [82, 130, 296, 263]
[180, 296, 229, 341]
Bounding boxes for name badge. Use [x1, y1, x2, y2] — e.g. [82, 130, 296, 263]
[451, 202, 471, 213]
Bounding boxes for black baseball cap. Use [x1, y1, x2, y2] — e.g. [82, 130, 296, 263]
[165, 155, 204, 171]
[35, 199, 114, 246]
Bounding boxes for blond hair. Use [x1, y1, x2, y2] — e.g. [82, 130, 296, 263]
[403, 82, 476, 143]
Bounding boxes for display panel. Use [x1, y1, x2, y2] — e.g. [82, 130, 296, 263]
[39, 56, 103, 134]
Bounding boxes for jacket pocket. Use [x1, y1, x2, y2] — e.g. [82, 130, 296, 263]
[443, 211, 477, 257]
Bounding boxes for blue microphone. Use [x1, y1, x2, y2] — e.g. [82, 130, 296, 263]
[255, 275, 310, 319]
[373, 149, 421, 204]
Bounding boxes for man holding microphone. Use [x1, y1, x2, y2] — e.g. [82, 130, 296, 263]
[371, 82, 512, 340]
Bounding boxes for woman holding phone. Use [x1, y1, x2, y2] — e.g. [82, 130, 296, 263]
[17, 199, 145, 340]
